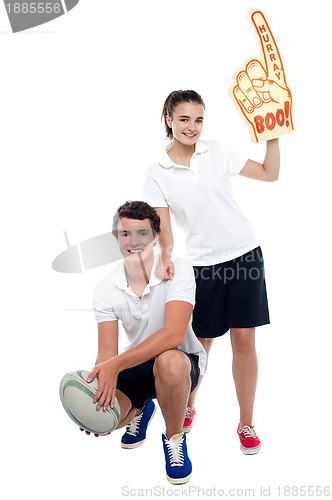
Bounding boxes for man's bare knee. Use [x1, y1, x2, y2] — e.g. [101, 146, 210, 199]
[153, 350, 191, 383]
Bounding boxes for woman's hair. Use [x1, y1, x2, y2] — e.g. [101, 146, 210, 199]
[112, 201, 161, 239]
[162, 90, 205, 139]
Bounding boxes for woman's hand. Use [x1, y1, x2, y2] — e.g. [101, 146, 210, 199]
[155, 254, 175, 281]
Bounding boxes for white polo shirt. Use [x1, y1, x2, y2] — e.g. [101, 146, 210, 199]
[142, 140, 259, 266]
[93, 251, 206, 374]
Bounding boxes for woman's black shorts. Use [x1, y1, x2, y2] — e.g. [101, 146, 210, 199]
[192, 246, 270, 338]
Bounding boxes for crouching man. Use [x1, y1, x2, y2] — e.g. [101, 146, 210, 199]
[86, 201, 206, 485]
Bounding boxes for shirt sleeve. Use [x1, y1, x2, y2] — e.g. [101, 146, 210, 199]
[219, 142, 248, 177]
[93, 282, 118, 323]
[165, 258, 196, 307]
[142, 173, 168, 208]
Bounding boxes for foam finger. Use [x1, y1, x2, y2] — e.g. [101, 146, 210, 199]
[246, 60, 271, 102]
[237, 72, 262, 108]
[246, 60, 266, 82]
[250, 10, 286, 87]
[233, 86, 254, 114]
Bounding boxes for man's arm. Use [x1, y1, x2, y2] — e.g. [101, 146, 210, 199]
[114, 300, 192, 370]
[88, 300, 193, 411]
[239, 138, 280, 181]
[95, 321, 119, 365]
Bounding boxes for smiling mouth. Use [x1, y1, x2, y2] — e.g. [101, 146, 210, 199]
[127, 249, 144, 254]
[183, 133, 196, 137]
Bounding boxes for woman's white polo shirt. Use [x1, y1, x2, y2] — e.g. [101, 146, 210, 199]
[142, 140, 259, 266]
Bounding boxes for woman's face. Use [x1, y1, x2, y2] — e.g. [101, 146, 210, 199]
[167, 101, 204, 146]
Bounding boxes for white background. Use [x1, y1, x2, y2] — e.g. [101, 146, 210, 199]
[1, 0, 331, 498]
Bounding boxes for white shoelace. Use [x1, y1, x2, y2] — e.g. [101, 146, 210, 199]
[126, 412, 143, 436]
[165, 434, 185, 467]
[185, 407, 192, 419]
[239, 425, 257, 438]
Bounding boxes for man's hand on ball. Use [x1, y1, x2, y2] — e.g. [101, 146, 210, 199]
[79, 428, 110, 437]
[87, 358, 119, 411]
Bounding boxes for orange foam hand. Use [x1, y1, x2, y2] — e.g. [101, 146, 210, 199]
[232, 10, 294, 142]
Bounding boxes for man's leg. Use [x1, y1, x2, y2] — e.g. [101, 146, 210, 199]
[153, 349, 191, 438]
[114, 389, 141, 430]
[81, 389, 138, 436]
[154, 349, 193, 484]
[230, 327, 257, 427]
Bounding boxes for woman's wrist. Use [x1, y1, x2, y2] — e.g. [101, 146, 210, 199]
[161, 248, 173, 261]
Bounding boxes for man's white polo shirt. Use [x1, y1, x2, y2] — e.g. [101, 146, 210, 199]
[93, 251, 206, 374]
[142, 140, 259, 266]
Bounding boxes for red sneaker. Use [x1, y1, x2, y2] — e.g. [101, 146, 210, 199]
[182, 407, 196, 433]
[237, 424, 261, 455]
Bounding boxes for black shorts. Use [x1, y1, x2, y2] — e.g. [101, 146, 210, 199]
[192, 247, 270, 338]
[116, 352, 200, 409]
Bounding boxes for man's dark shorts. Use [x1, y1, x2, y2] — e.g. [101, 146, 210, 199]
[116, 352, 200, 409]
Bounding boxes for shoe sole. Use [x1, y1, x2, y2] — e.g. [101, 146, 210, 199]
[240, 443, 261, 455]
[166, 472, 192, 485]
[121, 438, 146, 449]
[182, 415, 195, 433]
[121, 405, 156, 449]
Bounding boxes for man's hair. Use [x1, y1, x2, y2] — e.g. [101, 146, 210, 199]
[112, 201, 161, 239]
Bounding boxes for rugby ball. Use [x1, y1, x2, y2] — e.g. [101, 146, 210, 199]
[59, 370, 120, 435]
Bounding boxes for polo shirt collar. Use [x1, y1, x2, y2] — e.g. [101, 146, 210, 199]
[159, 139, 208, 169]
[114, 249, 162, 291]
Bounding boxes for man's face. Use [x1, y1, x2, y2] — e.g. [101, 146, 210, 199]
[117, 218, 157, 261]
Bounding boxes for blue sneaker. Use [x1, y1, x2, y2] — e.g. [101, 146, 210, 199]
[162, 432, 192, 484]
[121, 400, 156, 449]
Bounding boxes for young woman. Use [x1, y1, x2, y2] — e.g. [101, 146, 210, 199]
[142, 89, 280, 455]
